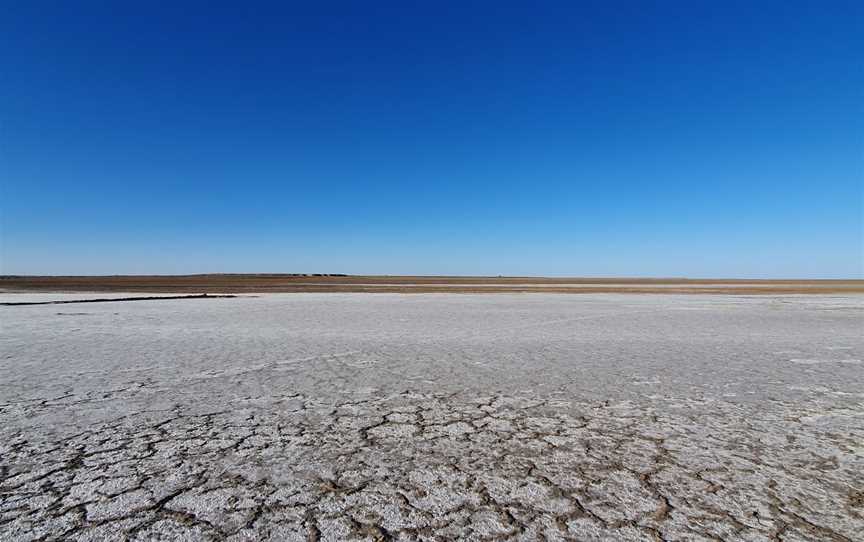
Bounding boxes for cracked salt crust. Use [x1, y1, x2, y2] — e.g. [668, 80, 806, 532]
[1, 293, 863, 541]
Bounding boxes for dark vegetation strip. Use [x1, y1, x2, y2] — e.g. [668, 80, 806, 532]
[1, 294, 238, 306]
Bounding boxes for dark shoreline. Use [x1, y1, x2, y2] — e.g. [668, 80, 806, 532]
[1, 275, 862, 296]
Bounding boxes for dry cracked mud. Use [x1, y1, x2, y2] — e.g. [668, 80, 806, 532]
[1, 293, 862, 541]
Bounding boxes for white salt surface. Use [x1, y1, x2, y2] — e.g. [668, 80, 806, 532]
[1, 293, 863, 540]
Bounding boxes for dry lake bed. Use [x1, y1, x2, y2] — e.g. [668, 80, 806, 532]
[1, 293, 863, 541]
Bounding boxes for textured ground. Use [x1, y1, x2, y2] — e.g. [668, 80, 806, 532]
[1, 293, 863, 541]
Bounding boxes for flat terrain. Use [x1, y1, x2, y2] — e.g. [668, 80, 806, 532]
[1, 293, 863, 541]
[3, 274, 864, 295]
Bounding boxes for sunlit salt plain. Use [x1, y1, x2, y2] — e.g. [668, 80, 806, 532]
[1, 293, 863, 541]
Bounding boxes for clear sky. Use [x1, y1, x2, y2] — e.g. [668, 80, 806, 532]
[2, 1, 862, 278]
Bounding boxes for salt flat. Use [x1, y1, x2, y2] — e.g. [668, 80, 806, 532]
[1, 293, 862, 541]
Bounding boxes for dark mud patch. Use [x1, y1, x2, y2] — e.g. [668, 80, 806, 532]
[2, 294, 238, 306]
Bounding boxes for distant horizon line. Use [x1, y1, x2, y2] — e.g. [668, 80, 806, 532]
[2, 273, 862, 282]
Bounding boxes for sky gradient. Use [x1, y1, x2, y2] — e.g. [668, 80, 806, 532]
[2, 1, 862, 277]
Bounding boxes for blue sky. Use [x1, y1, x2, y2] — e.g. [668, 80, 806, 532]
[2, 1, 862, 277]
